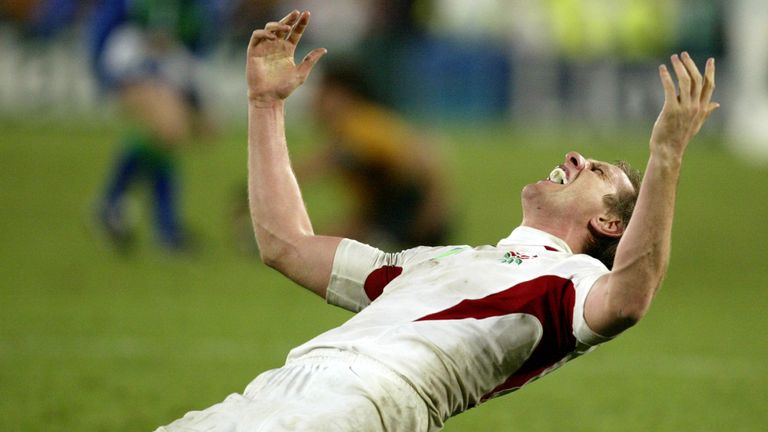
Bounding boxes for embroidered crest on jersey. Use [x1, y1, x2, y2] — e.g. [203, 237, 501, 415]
[501, 250, 537, 265]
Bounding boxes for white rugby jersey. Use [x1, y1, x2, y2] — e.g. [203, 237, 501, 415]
[287, 227, 612, 430]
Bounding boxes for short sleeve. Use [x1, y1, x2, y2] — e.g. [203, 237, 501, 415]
[569, 258, 614, 347]
[325, 239, 432, 312]
[326, 239, 384, 312]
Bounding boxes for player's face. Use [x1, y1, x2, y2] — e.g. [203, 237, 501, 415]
[522, 151, 634, 225]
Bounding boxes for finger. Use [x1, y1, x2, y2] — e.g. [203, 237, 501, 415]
[670, 54, 691, 105]
[287, 10, 310, 45]
[692, 102, 720, 135]
[277, 10, 301, 39]
[248, 29, 277, 51]
[297, 47, 327, 82]
[265, 22, 291, 32]
[706, 101, 720, 116]
[680, 52, 703, 101]
[700, 57, 716, 105]
[263, 22, 292, 41]
[702, 102, 720, 124]
[278, 9, 300, 24]
[658, 64, 678, 107]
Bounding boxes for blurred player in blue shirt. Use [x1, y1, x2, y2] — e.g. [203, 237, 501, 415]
[89, 0, 222, 251]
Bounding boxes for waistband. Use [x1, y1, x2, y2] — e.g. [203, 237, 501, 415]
[286, 348, 437, 431]
[289, 347, 426, 404]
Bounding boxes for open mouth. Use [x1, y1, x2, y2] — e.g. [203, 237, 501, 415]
[548, 166, 568, 185]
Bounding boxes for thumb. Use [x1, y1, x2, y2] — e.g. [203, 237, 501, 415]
[297, 48, 327, 82]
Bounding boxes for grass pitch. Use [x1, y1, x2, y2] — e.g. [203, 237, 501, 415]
[1, 119, 766, 431]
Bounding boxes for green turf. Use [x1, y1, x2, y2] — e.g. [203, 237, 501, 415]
[1, 119, 766, 431]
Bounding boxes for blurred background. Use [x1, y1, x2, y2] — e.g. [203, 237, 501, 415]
[4, 0, 768, 142]
[1, 1, 766, 431]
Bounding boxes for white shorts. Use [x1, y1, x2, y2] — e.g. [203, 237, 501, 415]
[155, 348, 430, 432]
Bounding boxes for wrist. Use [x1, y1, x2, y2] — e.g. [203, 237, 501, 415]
[248, 94, 286, 110]
[647, 151, 683, 176]
[649, 140, 685, 165]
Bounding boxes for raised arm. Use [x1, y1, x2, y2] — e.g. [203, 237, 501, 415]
[586, 52, 719, 336]
[246, 10, 341, 298]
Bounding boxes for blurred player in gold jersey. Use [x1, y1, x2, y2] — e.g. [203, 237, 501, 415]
[301, 62, 452, 249]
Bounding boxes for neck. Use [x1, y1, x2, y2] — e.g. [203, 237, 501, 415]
[520, 218, 587, 254]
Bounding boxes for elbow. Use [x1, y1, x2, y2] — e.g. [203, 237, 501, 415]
[259, 247, 282, 269]
[252, 218, 315, 272]
[610, 295, 653, 330]
[258, 241, 292, 271]
[613, 306, 643, 330]
[604, 263, 666, 331]
[254, 229, 294, 271]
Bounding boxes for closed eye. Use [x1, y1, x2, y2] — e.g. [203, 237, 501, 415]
[591, 164, 606, 177]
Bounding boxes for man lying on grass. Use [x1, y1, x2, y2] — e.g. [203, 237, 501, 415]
[157, 10, 718, 432]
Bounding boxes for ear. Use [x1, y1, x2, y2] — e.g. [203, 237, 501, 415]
[589, 214, 624, 238]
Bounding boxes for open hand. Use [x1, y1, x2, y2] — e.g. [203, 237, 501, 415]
[650, 52, 719, 159]
[246, 10, 327, 106]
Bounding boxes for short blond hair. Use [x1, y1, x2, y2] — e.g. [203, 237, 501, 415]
[583, 160, 643, 269]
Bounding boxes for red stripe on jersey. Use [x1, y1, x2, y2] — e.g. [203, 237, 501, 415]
[416, 275, 576, 400]
[363, 266, 403, 301]
[543, 245, 559, 252]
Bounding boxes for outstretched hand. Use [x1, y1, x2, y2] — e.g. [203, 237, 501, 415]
[650, 52, 719, 160]
[246, 10, 327, 106]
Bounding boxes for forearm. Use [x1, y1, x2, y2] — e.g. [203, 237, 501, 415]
[607, 150, 682, 318]
[247, 100, 341, 296]
[586, 53, 717, 336]
[247, 101, 312, 264]
[244, 11, 339, 297]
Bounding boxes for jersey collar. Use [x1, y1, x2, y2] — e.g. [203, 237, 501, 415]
[497, 226, 572, 254]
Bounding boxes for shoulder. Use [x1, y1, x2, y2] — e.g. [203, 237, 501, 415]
[558, 252, 609, 273]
